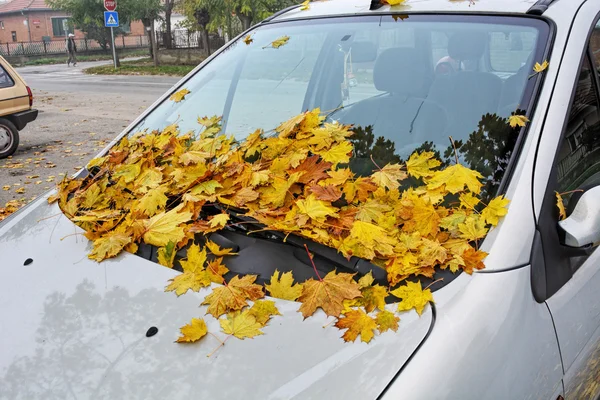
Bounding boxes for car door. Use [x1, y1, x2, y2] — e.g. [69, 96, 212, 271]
[533, 2, 600, 398]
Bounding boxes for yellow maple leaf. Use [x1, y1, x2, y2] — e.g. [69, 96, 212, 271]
[459, 192, 480, 209]
[376, 310, 400, 333]
[300, 0, 310, 10]
[481, 195, 510, 226]
[169, 88, 190, 102]
[359, 283, 388, 313]
[248, 300, 281, 325]
[555, 191, 567, 220]
[260, 173, 299, 207]
[533, 60, 549, 73]
[205, 240, 238, 256]
[157, 241, 177, 268]
[143, 206, 192, 247]
[265, 35, 290, 49]
[371, 163, 407, 190]
[508, 114, 529, 128]
[202, 275, 264, 318]
[298, 270, 362, 318]
[406, 152, 441, 179]
[296, 194, 338, 222]
[220, 310, 264, 339]
[313, 141, 353, 165]
[165, 244, 211, 296]
[265, 269, 304, 301]
[88, 232, 132, 262]
[391, 281, 433, 315]
[334, 309, 378, 343]
[410, 198, 441, 237]
[134, 187, 168, 217]
[462, 247, 488, 274]
[208, 213, 230, 229]
[385, 0, 408, 4]
[427, 163, 483, 194]
[458, 215, 488, 241]
[243, 34, 253, 45]
[176, 317, 208, 343]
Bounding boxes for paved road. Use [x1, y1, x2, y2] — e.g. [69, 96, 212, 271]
[17, 59, 181, 97]
[0, 60, 181, 206]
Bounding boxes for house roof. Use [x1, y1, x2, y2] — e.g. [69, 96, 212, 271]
[0, 0, 52, 14]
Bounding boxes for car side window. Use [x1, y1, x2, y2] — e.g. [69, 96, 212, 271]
[532, 22, 600, 301]
[556, 55, 600, 199]
[0, 65, 14, 89]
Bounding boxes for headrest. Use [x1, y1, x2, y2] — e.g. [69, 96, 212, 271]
[373, 48, 427, 96]
[447, 31, 486, 61]
[349, 41, 377, 63]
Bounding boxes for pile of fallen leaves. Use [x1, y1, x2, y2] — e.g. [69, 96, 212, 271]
[0, 200, 23, 222]
[50, 101, 509, 348]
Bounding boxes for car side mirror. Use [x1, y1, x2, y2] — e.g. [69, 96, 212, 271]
[558, 186, 600, 248]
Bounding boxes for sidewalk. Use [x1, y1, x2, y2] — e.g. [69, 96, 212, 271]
[15, 57, 146, 75]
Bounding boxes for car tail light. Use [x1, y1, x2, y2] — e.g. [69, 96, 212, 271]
[26, 86, 32, 107]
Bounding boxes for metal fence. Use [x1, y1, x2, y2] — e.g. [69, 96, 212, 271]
[0, 35, 149, 57]
[156, 29, 225, 51]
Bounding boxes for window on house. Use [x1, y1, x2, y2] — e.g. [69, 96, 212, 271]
[51, 17, 72, 37]
[0, 21, 5, 30]
[11, 31, 16, 42]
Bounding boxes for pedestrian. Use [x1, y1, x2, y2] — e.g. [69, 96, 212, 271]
[66, 33, 77, 67]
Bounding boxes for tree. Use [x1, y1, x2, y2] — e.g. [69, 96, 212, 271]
[163, 0, 177, 48]
[47, 0, 162, 66]
[129, 0, 163, 66]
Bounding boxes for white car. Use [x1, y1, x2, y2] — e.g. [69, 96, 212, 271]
[2, 0, 600, 398]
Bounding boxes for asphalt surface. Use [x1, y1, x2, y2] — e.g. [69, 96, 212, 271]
[0, 59, 180, 206]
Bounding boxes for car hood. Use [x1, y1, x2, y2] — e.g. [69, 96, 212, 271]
[0, 197, 432, 400]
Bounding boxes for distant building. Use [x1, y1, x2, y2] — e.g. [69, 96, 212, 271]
[0, 0, 145, 43]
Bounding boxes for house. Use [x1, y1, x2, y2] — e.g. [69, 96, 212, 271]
[0, 0, 145, 43]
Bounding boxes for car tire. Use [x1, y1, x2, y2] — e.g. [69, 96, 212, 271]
[0, 118, 19, 159]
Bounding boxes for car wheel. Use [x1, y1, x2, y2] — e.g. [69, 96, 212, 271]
[0, 118, 19, 159]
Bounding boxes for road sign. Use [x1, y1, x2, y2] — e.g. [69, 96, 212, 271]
[104, 0, 116, 11]
[104, 11, 119, 27]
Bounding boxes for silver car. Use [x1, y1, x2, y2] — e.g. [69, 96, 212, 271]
[1, 0, 600, 398]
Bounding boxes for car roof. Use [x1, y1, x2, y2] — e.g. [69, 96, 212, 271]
[271, 0, 581, 21]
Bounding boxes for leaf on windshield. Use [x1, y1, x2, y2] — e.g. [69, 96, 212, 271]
[264, 35, 290, 49]
[176, 318, 208, 343]
[481, 195, 510, 226]
[169, 88, 190, 102]
[556, 191, 567, 220]
[243, 34, 253, 45]
[533, 60, 549, 74]
[384, 0, 408, 5]
[508, 114, 529, 128]
[300, 0, 310, 10]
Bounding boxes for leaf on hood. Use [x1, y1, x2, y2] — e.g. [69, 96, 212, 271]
[265, 270, 304, 301]
[202, 275, 264, 318]
[88, 232, 132, 262]
[390, 281, 433, 316]
[375, 310, 400, 333]
[334, 309, 377, 343]
[248, 300, 281, 325]
[298, 271, 362, 318]
[220, 310, 263, 339]
[165, 243, 211, 296]
[143, 206, 193, 247]
[176, 317, 208, 343]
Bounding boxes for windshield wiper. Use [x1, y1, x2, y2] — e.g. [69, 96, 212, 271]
[211, 203, 389, 285]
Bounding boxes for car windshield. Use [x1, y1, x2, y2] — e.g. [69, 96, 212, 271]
[133, 14, 549, 199]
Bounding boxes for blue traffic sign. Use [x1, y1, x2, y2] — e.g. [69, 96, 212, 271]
[104, 11, 119, 27]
